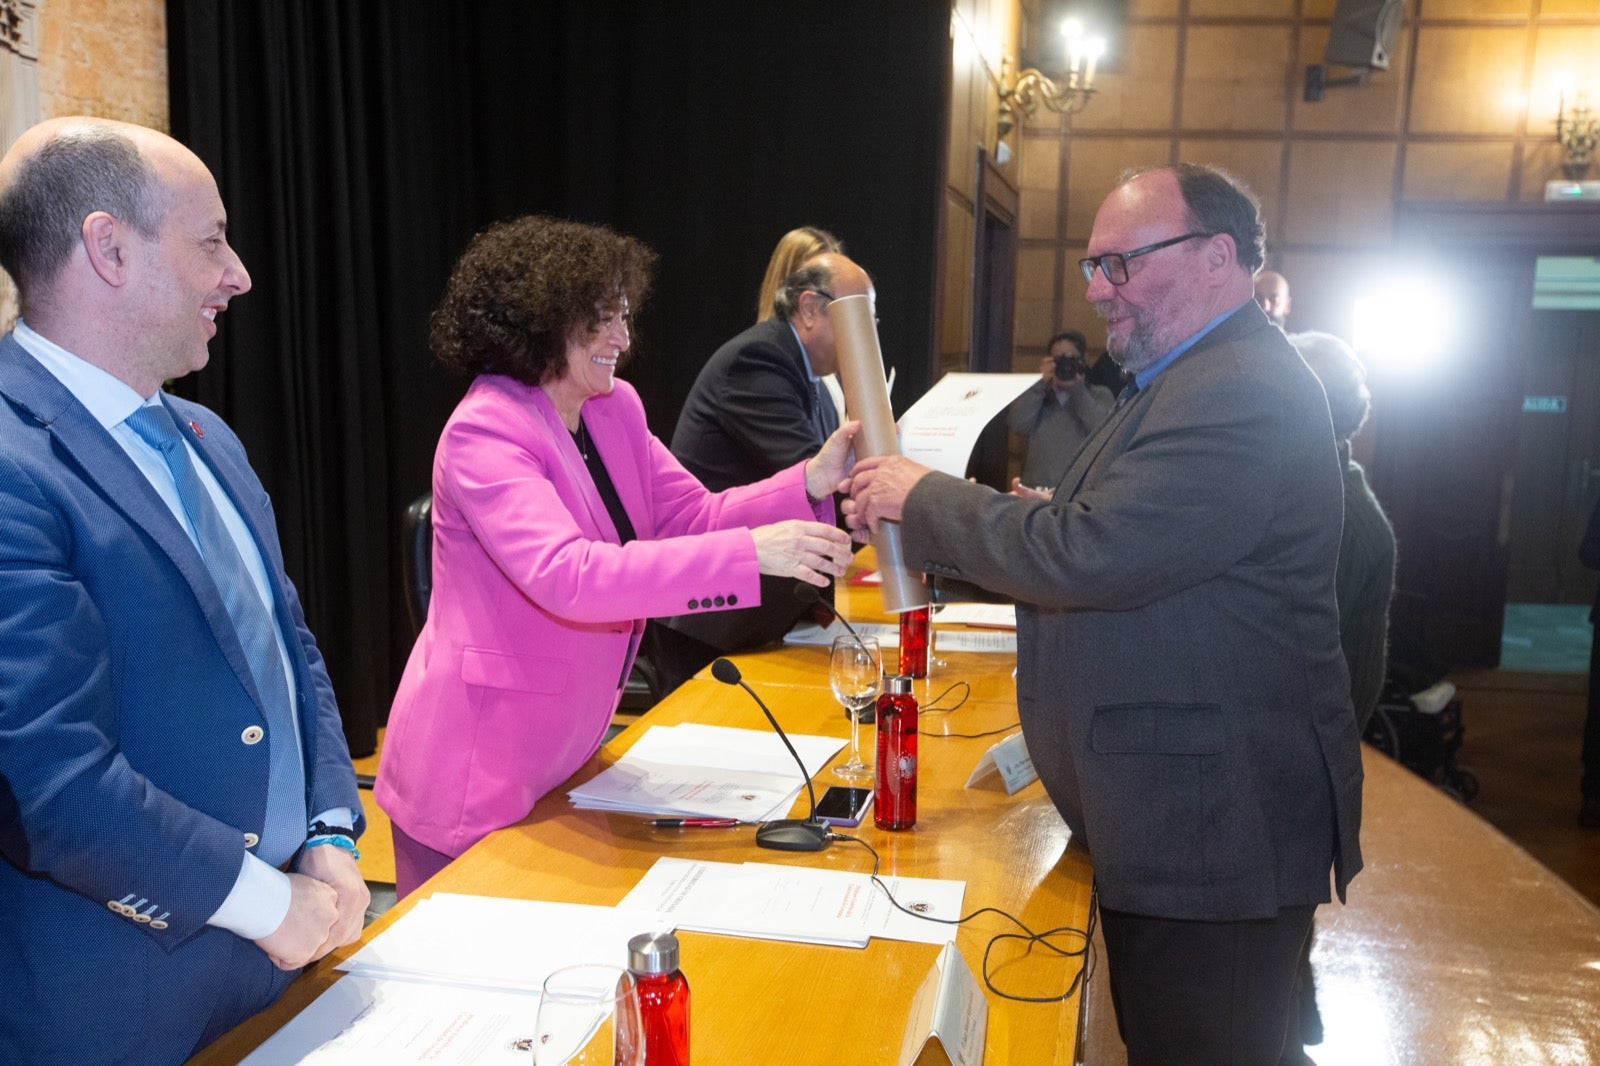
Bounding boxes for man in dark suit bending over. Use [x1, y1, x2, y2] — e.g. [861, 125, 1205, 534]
[0, 117, 367, 1063]
[656, 253, 872, 686]
[842, 164, 1363, 1065]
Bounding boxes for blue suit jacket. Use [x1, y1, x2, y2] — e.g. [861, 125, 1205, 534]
[0, 333, 362, 1063]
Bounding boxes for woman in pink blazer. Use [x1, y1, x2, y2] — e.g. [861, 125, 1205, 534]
[376, 217, 856, 896]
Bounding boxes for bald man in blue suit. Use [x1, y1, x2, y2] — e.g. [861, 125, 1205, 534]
[0, 118, 367, 1063]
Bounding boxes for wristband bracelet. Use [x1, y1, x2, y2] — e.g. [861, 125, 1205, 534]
[305, 834, 361, 861]
[306, 820, 357, 842]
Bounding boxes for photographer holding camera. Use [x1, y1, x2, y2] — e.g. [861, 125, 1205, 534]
[1007, 329, 1115, 492]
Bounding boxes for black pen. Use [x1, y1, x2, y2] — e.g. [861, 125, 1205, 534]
[647, 818, 741, 828]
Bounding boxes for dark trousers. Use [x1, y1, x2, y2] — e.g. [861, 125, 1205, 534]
[1099, 902, 1316, 1066]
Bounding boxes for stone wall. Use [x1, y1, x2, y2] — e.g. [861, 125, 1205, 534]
[36, 0, 166, 128]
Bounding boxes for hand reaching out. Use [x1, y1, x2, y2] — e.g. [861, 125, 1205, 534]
[804, 421, 861, 501]
[751, 520, 853, 587]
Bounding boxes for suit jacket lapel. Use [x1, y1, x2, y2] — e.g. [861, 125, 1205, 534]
[528, 383, 620, 544]
[1057, 384, 1149, 501]
[0, 339, 266, 713]
[1056, 304, 1265, 502]
[163, 397, 306, 704]
[772, 320, 834, 442]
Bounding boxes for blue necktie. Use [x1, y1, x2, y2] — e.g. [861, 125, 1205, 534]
[124, 404, 306, 867]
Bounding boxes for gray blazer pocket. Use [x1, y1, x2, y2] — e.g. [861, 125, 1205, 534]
[1090, 703, 1225, 755]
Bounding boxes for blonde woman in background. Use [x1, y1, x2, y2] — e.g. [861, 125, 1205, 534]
[757, 227, 847, 425]
[756, 226, 841, 321]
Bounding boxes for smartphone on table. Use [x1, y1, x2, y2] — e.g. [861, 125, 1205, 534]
[814, 786, 874, 827]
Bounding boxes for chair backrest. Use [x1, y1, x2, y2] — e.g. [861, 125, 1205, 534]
[401, 493, 433, 636]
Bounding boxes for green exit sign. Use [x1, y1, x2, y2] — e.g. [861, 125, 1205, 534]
[1523, 396, 1567, 413]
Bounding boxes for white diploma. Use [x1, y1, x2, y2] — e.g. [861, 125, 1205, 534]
[896, 372, 1038, 479]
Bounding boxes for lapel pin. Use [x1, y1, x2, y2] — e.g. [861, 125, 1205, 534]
[189, 421, 205, 438]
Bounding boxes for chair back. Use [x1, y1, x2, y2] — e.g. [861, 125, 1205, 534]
[402, 493, 433, 636]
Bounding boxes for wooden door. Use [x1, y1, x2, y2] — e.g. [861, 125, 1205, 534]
[1508, 309, 1600, 604]
[966, 147, 1019, 491]
[1382, 203, 1600, 668]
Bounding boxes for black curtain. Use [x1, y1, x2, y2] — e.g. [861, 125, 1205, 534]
[167, 0, 949, 755]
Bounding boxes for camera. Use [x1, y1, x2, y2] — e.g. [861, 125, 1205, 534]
[1054, 354, 1087, 380]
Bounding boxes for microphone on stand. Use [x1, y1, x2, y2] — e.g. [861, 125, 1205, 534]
[794, 582, 867, 648]
[710, 658, 831, 853]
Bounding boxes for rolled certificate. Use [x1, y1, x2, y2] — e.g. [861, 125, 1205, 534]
[829, 294, 928, 614]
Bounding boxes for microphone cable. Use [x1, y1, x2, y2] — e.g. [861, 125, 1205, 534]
[827, 832, 1096, 1005]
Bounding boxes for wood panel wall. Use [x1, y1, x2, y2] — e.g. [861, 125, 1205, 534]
[1010, 0, 1600, 357]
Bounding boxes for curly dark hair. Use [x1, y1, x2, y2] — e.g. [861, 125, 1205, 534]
[430, 215, 656, 384]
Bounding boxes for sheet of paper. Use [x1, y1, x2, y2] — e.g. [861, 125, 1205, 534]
[566, 724, 844, 820]
[784, 619, 900, 647]
[760, 863, 966, 945]
[933, 604, 1016, 630]
[936, 630, 1017, 654]
[241, 977, 536, 1065]
[338, 894, 669, 993]
[896, 372, 1038, 478]
[616, 857, 869, 947]
[615, 857, 966, 948]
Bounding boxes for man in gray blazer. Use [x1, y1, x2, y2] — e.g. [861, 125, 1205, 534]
[842, 164, 1363, 1065]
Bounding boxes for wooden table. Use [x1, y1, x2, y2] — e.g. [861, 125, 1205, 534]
[193, 583, 1093, 1064]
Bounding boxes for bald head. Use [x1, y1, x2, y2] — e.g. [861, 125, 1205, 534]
[0, 118, 188, 307]
[1254, 271, 1291, 328]
[772, 251, 875, 376]
[0, 117, 250, 394]
[1084, 166, 1260, 373]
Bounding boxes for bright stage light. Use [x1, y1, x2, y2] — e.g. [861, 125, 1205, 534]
[1351, 274, 1459, 373]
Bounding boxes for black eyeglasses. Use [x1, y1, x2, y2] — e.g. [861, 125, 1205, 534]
[1078, 232, 1217, 286]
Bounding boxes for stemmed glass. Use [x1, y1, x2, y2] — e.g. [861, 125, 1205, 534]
[830, 635, 882, 782]
[535, 964, 644, 1066]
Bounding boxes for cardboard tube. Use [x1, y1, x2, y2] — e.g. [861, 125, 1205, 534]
[829, 294, 928, 614]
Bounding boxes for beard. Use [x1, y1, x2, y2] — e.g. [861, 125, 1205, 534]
[1097, 302, 1162, 374]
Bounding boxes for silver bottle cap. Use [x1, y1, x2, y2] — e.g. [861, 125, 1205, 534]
[885, 674, 913, 695]
[628, 930, 680, 975]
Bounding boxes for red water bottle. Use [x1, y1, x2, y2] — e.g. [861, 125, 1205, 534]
[875, 675, 918, 830]
[898, 607, 930, 679]
[628, 931, 689, 1066]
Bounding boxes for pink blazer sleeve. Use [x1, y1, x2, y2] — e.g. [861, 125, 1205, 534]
[441, 377, 821, 622]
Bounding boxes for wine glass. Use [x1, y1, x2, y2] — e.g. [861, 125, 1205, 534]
[830, 635, 881, 782]
[535, 964, 643, 1066]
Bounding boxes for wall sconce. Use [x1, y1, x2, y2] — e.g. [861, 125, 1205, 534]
[1556, 90, 1598, 180]
[997, 17, 1106, 138]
